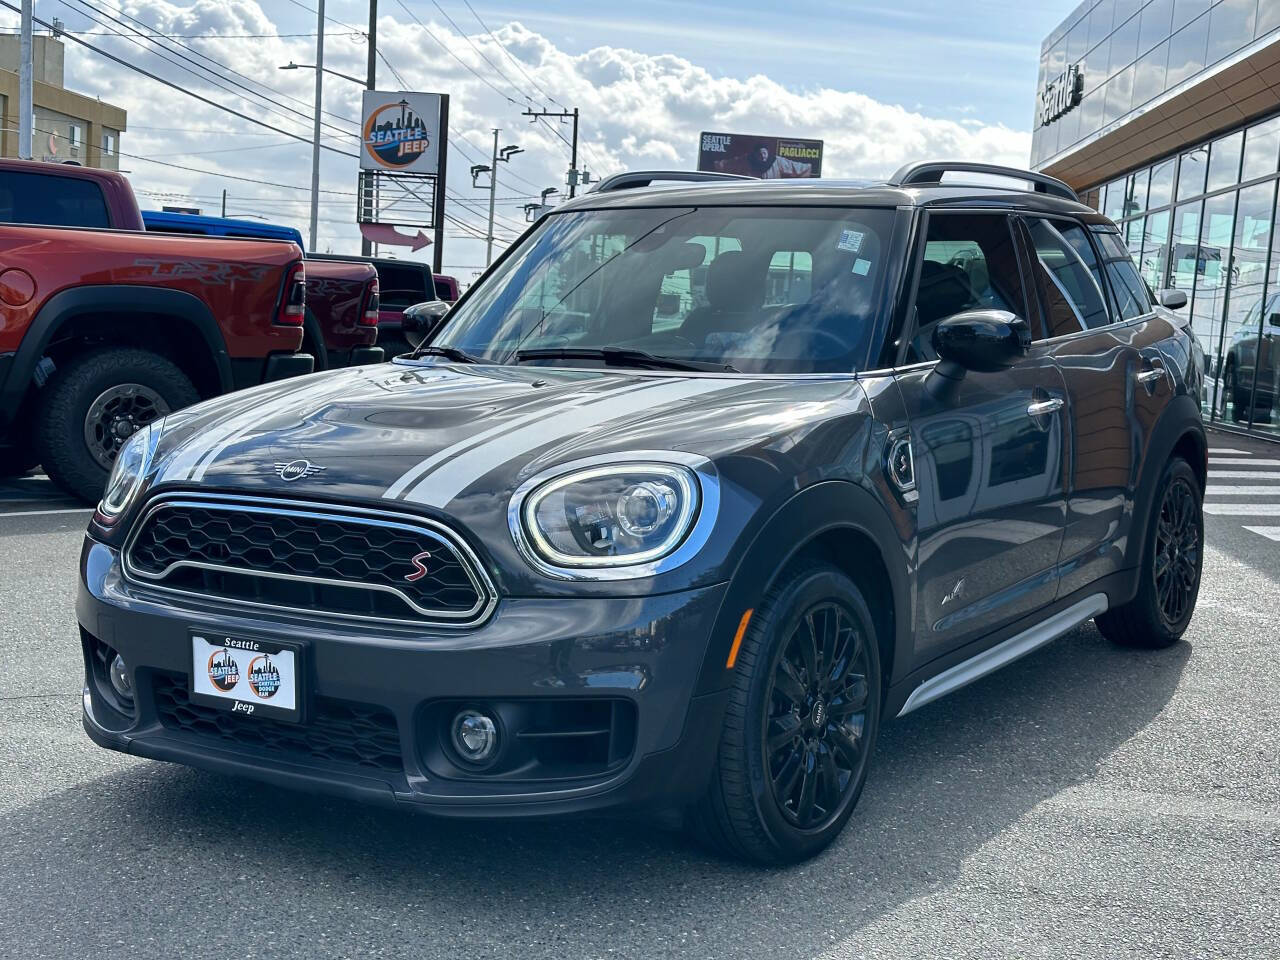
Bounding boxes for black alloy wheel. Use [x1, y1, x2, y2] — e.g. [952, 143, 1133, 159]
[1153, 474, 1201, 629]
[765, 601, 871, 831]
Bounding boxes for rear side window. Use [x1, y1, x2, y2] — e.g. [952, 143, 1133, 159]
[1025, 217, 1111, 336]
[1095, 229, 1153, 319]
[378, 265, 431, 309]
[0, 170, 110, 228]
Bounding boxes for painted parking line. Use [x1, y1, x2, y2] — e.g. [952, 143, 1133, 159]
[1202, 503, 1280, 516]
[1242, 526, 1280, 542]
[1208, 457, 1280, 466]
[0, 508, 93, 518]
[1204, 485, 1280, 495]
[1208, 447, 1250, 455]
[1207, 470, 1280, 480]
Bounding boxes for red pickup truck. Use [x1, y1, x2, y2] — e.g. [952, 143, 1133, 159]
[0, 160, 312, 501]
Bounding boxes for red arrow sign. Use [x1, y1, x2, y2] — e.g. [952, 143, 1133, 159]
[359, 223, 432, 251]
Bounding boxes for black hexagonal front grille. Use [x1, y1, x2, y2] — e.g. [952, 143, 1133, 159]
[125, 497, 491, 625]
[152, 672, 403, 774]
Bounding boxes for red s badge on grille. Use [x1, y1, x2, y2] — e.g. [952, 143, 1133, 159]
[404, 550, 432, 582]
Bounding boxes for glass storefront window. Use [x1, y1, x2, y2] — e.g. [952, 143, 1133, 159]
[1177, 147, 1208, 201]
[1088, 0, 1116, 50]
[1109, 12, 1141, 75]
[1193, 191, 1236, 395]
[1129, 168, 1149, 216]
[1170, 201, 1203, 292]
[1149, 157, 1176, 209]
[1103, 177, 1127, 221]
[1215, 182, 1275, 423]
[1171, 0, 1211, 35]
[1206, 0, 1258, 67]
[1104, 65, 1136, 125]
[1140, 210, 1171, 290]
[1206, 131, 1243, 194]
[1242, 116, 1280, 182]
[1132, 42, 1170, 108]
[1085, 36, 1113, 92]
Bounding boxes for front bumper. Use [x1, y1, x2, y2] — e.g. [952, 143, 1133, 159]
[77, 537, 730, 818]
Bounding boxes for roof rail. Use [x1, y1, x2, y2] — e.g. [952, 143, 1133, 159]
[888, 161, 1079, 202]
[590, 170, 756, 193]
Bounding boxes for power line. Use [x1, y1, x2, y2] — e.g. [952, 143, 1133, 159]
[459, 0, 562, 107]
[393, 0, 517, 105]
[427, 0, 529, 105]
[62, 0, 358, 134]
[0, 2, 360, 159]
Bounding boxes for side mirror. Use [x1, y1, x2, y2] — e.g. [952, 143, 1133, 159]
[932, 309, 1030, 373]
[1269, 312, 1280, 328]
[1157, 288, 1188, 310]
[401, 299, 450, 348]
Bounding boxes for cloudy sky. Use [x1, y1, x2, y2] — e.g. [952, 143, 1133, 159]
[2, 0, 1069, 278]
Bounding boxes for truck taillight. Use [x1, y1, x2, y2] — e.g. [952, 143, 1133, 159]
[277, 262, 306, 326]
[360, 278, 380, 326]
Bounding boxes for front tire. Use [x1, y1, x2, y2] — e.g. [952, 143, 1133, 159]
[35, 348, 198, 503]
[1095, 457, 1203, 648]
[690, 563, 882, 864]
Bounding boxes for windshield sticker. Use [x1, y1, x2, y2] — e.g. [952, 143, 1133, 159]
[852, 258, 872, 276]
[837, 229, 865, 253]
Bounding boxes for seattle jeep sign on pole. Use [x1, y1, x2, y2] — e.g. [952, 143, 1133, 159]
[357, 90, 450, 269]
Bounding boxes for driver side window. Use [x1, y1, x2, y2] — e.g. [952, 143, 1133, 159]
[906, 213, 1029, 363]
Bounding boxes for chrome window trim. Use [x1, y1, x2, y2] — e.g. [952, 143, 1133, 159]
[122, 493, 497, 628]
[507, 450, 720, 582]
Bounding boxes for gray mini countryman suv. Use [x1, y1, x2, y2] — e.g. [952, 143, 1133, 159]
[78, 163, 1207, 864]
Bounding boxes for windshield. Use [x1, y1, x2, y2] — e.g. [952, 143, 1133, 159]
[431, 205, 895, 373]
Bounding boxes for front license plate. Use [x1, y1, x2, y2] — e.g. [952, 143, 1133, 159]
[190, 633, 302, 722]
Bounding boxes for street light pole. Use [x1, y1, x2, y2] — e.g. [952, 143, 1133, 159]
[362, 0, 377, 256]
[18, 0, 32, 159]
[307, 0, 326, 253]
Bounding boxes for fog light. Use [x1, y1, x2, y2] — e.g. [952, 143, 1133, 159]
[108, 653, 133, 703]
[451, 709, 498, 764]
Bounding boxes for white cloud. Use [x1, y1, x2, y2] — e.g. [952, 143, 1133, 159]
[8, 1, 1030, 275]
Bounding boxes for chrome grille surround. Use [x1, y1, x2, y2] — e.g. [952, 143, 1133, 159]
[122, 493, 496, 628]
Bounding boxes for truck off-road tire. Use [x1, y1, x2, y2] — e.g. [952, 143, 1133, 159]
[689, 563, 882, 864]
[35, 348, 199, 503]
[1095, 457, 1203, 649]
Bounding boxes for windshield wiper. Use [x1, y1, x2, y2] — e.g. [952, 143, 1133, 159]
[514, 347, 738, 373]
[411, 345, 482, 364]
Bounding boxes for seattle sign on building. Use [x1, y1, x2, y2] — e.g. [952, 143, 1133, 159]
[1039, 63, 1084, 127]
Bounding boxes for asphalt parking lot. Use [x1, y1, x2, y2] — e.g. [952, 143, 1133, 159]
[2, 429, 1277, 960]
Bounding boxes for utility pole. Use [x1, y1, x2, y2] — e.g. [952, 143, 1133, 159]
[307, 0, 325, 253]
[221, 189, 227, 218]
[486, 129, 498, 266]
[522, 107, 586, 197]
[18, 0, 33, 159]
[361, 0, 377, 256]
[471, 131, 522, 267]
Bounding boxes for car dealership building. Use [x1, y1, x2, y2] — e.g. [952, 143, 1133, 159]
[1033, 0, 1280, 438]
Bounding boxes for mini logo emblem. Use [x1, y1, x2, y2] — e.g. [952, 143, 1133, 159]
[207, 648, 240, 692]
[811, 698, 827, 730]
[274, 459, 325, 482]
[246, 654, 282, 699]
[404, 550, 432, 582]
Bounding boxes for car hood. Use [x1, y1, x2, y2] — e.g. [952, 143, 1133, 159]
[153, 360, 865, 506]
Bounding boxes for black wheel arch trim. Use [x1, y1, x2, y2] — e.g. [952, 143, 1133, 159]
[692, 479, 913, 699]
[1126, 393, 1206, 601]
[0, 285, 233, 430]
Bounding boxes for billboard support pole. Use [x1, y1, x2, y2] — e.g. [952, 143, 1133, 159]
[18, 0, 32, 160]
[362, 0, 376, 256]
[433, 93, 448, 274]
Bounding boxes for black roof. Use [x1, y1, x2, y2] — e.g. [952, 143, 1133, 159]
[556, 175, 1098, 219]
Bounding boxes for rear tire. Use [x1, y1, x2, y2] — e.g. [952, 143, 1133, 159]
[34, 348, 198, 503]
[689, 563, 882, 864]
[1095, 457, 1202, 649]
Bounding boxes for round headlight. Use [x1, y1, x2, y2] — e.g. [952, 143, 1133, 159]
[521, 463, 699, 568]
[96, 422, 160, 523]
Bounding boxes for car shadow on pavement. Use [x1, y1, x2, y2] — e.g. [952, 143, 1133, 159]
[3, 622, 1189, 959]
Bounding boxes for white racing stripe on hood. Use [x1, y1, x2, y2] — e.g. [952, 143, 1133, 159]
[402, 377, 739, 508]
[382, 379, 657, 500]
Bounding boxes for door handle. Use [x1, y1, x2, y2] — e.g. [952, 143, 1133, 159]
[1026, 397, 1063, 417]
[1136, 368, 1165, 385]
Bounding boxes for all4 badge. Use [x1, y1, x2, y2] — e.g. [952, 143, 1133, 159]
[247, 654, 282, 700]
